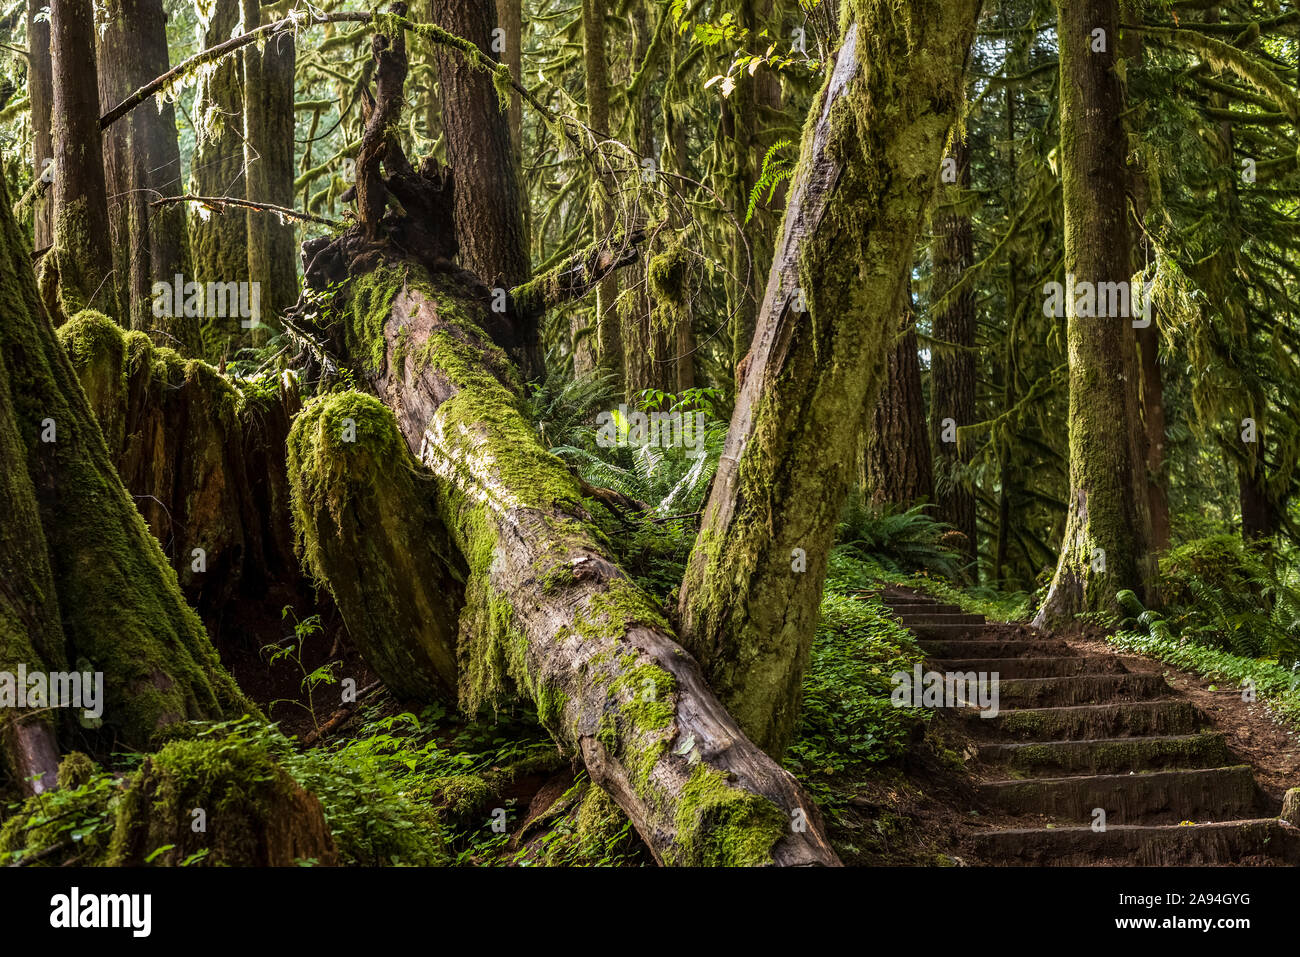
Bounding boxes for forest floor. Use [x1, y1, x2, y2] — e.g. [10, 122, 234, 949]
[829, 588, 1300, 866]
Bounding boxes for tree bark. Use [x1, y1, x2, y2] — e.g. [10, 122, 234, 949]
[0, 173, 251, 756]
[44, 0, 116, 322]
[190, 0, 252, 360]
[676, 1, 984, 757]
[244, 12, 298, 333]
[26, 0, 54, 250]
[862, 297, 934, 507]
[1034, 0, 1154, 628]
[96, 0, 199, 353]
[429, 0, 532, 301]
[930, 135, 978, 561]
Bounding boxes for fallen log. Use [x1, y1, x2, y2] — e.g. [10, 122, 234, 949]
[282, 8, 837, 866]
[296, 259, 837, 866]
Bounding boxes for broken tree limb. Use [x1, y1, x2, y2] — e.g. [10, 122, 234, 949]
[150, 194, 341, 228]
[302, 259, 838, 866]
[508, 230, 647, 318]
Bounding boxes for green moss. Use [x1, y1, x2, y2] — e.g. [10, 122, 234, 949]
[667, 762, 788, 867]
[287, 390, 464, 700]
[0, 171, 253, 749]
[56, 751, 96, 790]
[106, 734, 325, 867]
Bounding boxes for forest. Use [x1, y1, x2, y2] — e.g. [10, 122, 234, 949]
[0, 0, 1297, 878]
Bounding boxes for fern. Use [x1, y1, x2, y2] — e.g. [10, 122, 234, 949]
[746, 139, 795, 223]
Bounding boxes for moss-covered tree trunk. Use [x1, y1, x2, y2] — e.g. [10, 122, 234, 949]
[930, 135, 978, 562]
[862, 297, 934, 508]
[43, 0, 117, 322]
[97, 0, 200, 353]
[27, 0, 54, 250]
[0, 346, 65, 794]
[1033, 0, 1154, 628]
[581, 0, 623, 384]
[675, 0, 984, 757]
[190, 0, 252, 360]
[58, 312, 301, 636]
[304, 263, 836, 865]
[244, 18, 298, 335]
[0, 173, 252, 753]
[287, 19, 837, 864]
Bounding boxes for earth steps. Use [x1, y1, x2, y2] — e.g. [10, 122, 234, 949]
[869, 589, 1294, 865]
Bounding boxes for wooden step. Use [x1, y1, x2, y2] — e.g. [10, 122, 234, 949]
[891, 612, 986, 626]
[973, 819, 1299, 865]
[994, 673, 1169, 708]
[977, 765, 1262, 824]
[975, 700, 1202, 740]
[978, 733, 1235, 776]
[937, 656, 1122, 678]
[920, 638, 1072, 658]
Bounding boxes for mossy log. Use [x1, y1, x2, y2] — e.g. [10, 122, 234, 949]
[287, 391, 465, 700]
[107, 736, 337, 866]
[296, 260, 837, 866]
[0, 172, 253, 755]
[57, 310, 302, 630]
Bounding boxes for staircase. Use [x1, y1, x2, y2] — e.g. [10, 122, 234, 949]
[875, 589, 1300, 865]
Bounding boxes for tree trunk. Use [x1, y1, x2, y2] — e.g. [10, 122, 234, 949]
[676, 1, 984, 757]
[862, 297, 934, 507]
[26, 0, 54, 250]
[244, 15, 298, 333]
[0, 336, 65, 795]
[289, 22, 838, 865]
[581, 0, 623, 384]
[930, 135, 978, 562]
[0, 173, 252, 755]
[190, 0, 252, 360]
[622, 3, 678, 398]
[96, 0, 199, 353]
[57, 312, 302, 637]
[429, 1, 532, 322]
[43, 0, 116, 322]
[1034, 0, 1153, 628]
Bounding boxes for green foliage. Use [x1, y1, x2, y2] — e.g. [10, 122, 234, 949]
[549, 387, 729, 517]
[785, 565, 928, 816]
[746, 139, 796, 222]
[835, 495, 965, 580]
[1118, 535, 1300, 660]
[259, 607, 341, 730]
[0, 756, 119, 866]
